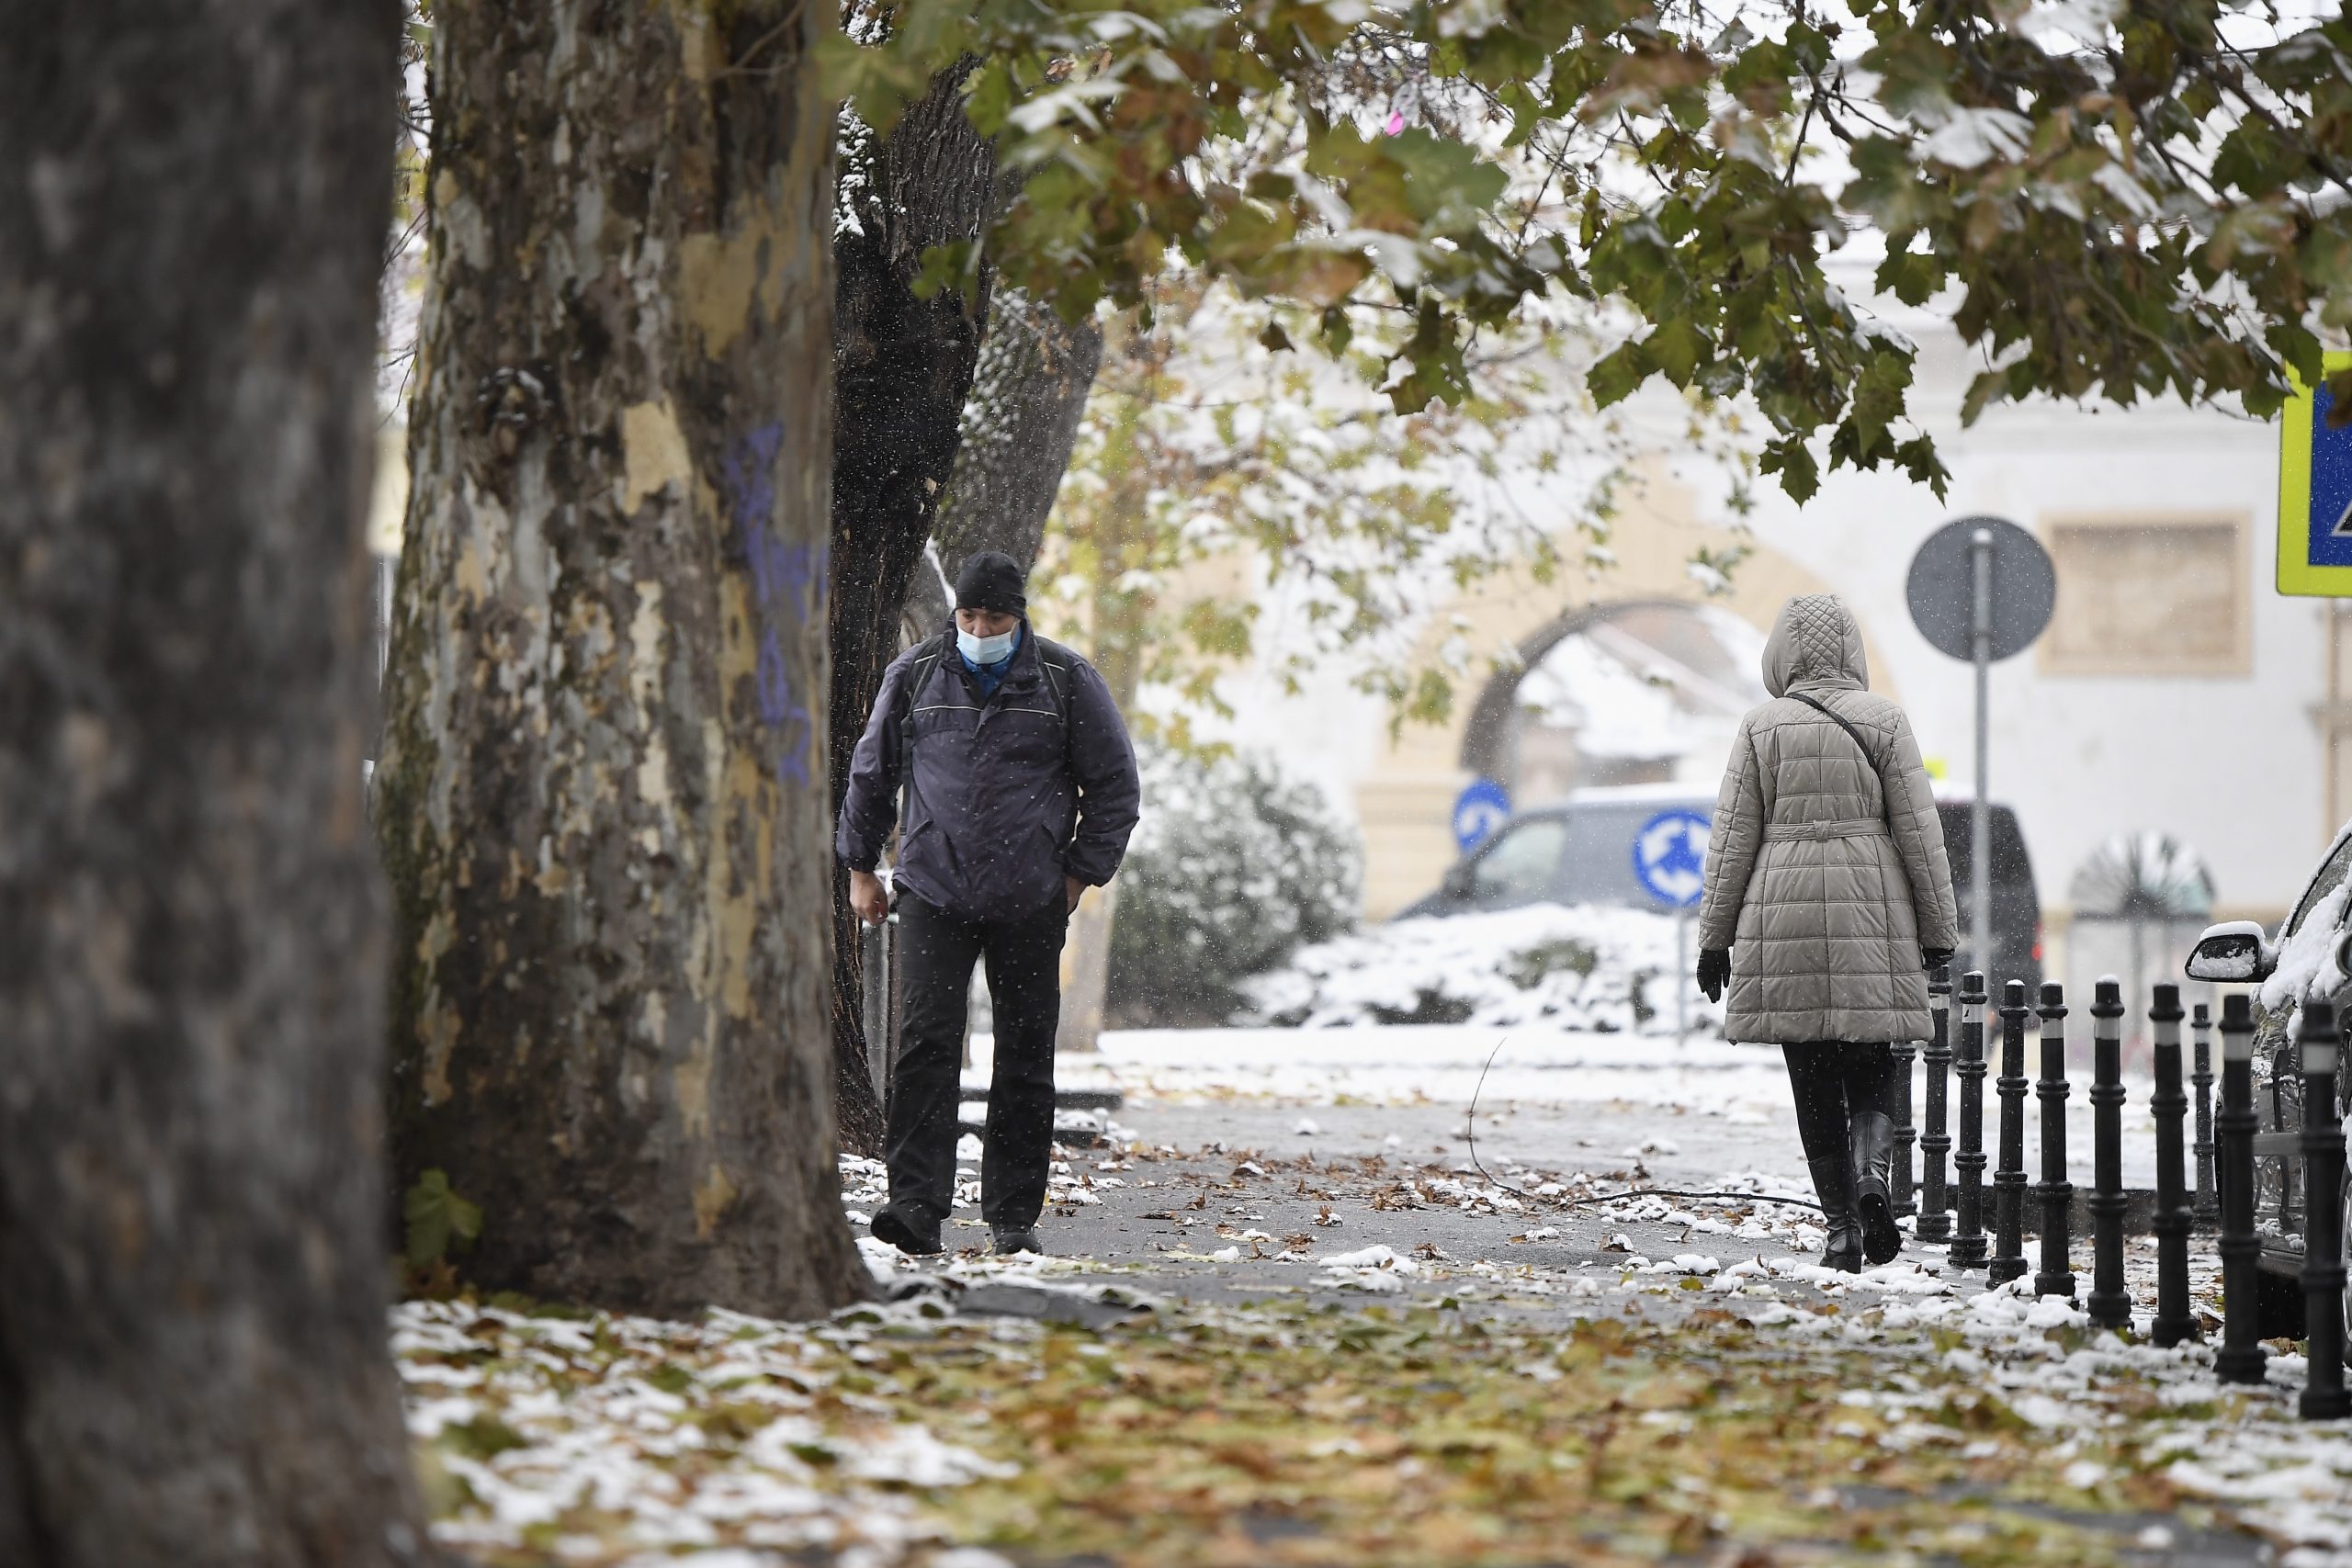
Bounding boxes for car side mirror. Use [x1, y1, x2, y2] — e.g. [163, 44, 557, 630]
[2185, 919, 2276, 984]
[1442, 863, 1475, 900]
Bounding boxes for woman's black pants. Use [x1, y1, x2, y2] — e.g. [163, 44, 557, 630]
[1781, 1042, 1899, 1165]
[882, 893, 1069, 1235]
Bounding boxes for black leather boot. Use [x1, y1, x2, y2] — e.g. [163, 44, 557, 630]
[1850, 1109, 1901, 1265]
[1808, 1157, 1863, 1273]
[871, 1206, 944, 1257]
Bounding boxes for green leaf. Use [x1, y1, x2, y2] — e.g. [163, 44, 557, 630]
[405, 1168, 483, 1269]
[1587, 342, 1647, 408]
[1876, 249, 1945, 308]
[1648, 320, 1707, 389]
[961, 59, 1014, 138]
[1759, 437, 1819, 503]
[1318, 306, 1353, 355]
[909, 240, 979, 310]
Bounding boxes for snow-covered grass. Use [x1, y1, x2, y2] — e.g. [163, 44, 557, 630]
[1057, 1024, 1766, 1111]
[1244, 901, 1722, 1033]
[394, 1298, 1021, 1568]
[395, 1159, 2352, 1568]
[391, 933, 2332, 1564]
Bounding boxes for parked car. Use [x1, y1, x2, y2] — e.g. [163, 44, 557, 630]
[2185, 822, 2352, 1333]
[1403, 784, 2042, 992]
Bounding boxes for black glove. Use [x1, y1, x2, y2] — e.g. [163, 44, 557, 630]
[1921, 946, 1954, 974]
[1697, 948, 1731, 1003]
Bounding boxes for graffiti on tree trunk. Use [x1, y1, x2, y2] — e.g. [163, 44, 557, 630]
[726, 421, 826, 789]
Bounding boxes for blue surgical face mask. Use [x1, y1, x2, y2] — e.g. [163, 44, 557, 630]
[957, 625, 1017, 665]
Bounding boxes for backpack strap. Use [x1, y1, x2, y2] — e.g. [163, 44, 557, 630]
[896, 630, 954, 820]
[1035, 638, 1080, 774]
[1036, 642, 1073, 721]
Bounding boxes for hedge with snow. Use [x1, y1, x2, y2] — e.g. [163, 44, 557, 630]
[1245, 901, 1725, 1034]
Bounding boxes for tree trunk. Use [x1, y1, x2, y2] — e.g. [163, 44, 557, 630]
[376, 1, 867, 1318]
[0, 6, 436, 1565]
[1056, 878, 1124, 1054]
[1054, 392, 1153, 1054]
[915, 290, 1105, 630]
[828, 62, 998, 1154]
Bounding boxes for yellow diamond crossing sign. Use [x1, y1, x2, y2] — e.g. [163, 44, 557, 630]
[2278, 350, 2352, 597]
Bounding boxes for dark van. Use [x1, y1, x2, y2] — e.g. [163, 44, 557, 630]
[1402, 785, 2041, 993]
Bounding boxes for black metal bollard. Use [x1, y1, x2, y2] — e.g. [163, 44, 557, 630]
[2299, 1001, 2349, 1420]
[1892, 1032, 1918, 1221]
[2087, 977, 2132, 1330]
[2215, 993, 2267, 1384]
[1951, 970, 1990, 1269]
[2151, 983, 2198, 1348]
[2192, 1001, 2219, 1232]
[2034, 982, 2077, 1300]
[1919, 964, 1954, 1243]
[1990, 978, 2031, 1284]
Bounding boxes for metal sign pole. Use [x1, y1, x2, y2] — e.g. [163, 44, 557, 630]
[1676, 908, 1690, 1046]
[1970, 526, 1995, 975]
[1908, 515, 2052, 977]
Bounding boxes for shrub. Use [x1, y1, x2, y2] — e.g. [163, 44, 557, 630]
[1246, 904, 1720, 1034]
[1105, 745, 1360, 1027]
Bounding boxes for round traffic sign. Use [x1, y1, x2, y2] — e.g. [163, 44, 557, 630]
[1452, 777, 1511, 852]
[1632, 809, 1712, 908]
[1905, 515, 2055, 662]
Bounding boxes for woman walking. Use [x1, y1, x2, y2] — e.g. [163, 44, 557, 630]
[1696, 594, 1958, 1272]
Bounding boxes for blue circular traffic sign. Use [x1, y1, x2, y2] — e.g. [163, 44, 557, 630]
[1632, 809, 1712, 908]
[1452, 777, 1511, 852]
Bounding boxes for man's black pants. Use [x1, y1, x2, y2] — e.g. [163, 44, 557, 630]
[882, 893, 1069, 1235]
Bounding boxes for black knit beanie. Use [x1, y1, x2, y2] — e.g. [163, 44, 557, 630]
[955, 550, 1027, 615]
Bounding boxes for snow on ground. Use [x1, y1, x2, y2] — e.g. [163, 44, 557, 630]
[1069, 1025, 1765, 1111]
[395, 1136, 2352, 1566]
[967, 1022, 2165, 1186]
[1243, 901, 1723, 1032]
[396, 1015, 2335, 1564]
[394, 1298, 1023, 1568]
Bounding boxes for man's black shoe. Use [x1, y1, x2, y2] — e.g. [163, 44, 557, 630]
[871, 1207, 944, 1257]
[990, 1226, 1042, 1256]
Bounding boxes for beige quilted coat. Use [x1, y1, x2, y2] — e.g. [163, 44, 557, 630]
[1699, 595, 1959, 1044]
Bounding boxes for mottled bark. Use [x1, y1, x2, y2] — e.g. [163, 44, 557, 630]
[377, 2, 865, 1317]
[902, 290, 1102, 638]
[911, 290, 1105, 637]
[828, 61, 998, 1154]
[0, 6, 435, 1565]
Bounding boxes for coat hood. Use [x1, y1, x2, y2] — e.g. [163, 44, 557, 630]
[1761, 593, 1868, 696]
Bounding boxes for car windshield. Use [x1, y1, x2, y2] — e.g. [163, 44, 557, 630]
[2288, 829, 2352, 935]
[1472, 818, 1568, 902]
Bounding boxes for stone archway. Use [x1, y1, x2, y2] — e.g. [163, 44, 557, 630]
[1448, 594, 1769, 804]
[1353, 459, 1900, 918]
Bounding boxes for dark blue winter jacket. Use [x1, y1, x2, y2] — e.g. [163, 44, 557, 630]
[836, 624, 1141, 921]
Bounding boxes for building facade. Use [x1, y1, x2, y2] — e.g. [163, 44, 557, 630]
[1205, 315, 2332, 991]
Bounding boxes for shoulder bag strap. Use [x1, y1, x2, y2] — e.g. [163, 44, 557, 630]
[1786, 691, 1892, 820]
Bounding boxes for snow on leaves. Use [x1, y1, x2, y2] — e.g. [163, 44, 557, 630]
[394, 1235, 2352, 1567]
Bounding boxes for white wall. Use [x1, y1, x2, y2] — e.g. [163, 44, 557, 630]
[1679, 336, 2325, 920]
[1160, 296, 2329, 927]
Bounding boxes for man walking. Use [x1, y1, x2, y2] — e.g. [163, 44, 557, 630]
[838, 550, 1141, 1257]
